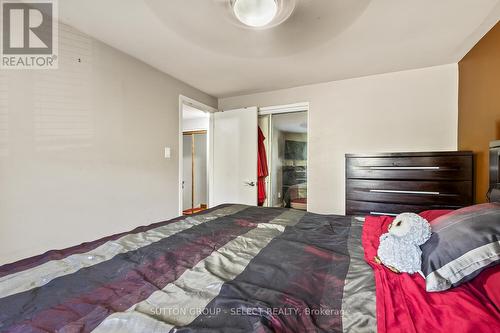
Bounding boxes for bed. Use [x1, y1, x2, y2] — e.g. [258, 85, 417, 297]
[1, 149, 499, 333]
[284, 183, 307, 210]
[0, 206, 375, 333]
[2, 205, 498, 333]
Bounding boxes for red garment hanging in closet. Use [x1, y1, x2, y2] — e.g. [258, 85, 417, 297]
[257, 127, 269, 206]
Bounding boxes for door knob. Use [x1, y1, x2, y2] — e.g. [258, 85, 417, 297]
[244, 181, 256, 187]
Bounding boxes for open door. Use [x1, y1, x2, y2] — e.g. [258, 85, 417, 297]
[211, 107, 258, 206]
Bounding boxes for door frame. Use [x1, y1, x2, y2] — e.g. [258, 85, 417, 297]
[259, 102, 310, 115]
[257, 102, 310, 209]
[178, 95, 217, 216]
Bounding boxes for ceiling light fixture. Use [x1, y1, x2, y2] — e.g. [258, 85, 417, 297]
[232, 0, 278, 28]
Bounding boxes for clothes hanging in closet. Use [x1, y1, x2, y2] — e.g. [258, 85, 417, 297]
[257, 127, 269, 206]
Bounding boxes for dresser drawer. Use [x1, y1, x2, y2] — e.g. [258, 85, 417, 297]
[345, 151, 474, 216]
[346, 200, 462, 217]
[346, 179, 473, 206]
[346, 155, 473, 181]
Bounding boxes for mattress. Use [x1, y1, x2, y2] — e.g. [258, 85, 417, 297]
[0, 205, 377, 333]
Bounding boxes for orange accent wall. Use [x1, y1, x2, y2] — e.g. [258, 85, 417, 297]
[458, 22, 500, 203]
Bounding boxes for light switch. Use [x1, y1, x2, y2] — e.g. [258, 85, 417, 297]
[164, 147, 171, 159]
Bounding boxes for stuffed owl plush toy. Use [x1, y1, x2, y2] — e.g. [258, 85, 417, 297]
[376, 213, 432, 274]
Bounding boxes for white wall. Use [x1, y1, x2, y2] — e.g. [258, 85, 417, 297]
[182, 117, 209, 131]
[219, 64, 459, 215]
[0, 24, 216, 264]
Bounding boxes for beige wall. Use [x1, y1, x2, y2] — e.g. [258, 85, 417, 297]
[0, 24, 216, 264]
[219, 64, 459, 215]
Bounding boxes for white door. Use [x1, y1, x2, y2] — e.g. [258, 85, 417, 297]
[211, 107, 258, 206]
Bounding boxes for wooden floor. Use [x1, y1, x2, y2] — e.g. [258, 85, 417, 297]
[182, 206, 207, 216]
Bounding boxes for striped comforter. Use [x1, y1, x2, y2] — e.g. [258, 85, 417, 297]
[0, 205, 376, 333]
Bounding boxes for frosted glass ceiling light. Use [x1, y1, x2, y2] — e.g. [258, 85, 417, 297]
[232, 0, 278, 27]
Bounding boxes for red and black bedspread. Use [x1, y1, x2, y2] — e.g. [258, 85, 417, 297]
[0, 205, 376, 333]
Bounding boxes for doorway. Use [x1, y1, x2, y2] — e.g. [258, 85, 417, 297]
[179, 96, 216, 216]
[258, 104, 309, 210]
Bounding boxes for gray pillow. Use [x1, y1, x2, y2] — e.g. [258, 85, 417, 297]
[420, 203, 500, 292]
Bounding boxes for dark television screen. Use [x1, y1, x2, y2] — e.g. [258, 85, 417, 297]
[285, 140, 307, 160]
[490, 142, 500, 187]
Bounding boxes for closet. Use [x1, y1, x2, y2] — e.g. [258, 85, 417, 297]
[258, 108, 308, 210]
[183, 131, 208, 215]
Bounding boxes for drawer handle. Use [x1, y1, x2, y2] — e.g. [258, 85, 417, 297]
[370, 212, 398, 216]
[368, 166, 440, 170]
[370, 189, 440, 195]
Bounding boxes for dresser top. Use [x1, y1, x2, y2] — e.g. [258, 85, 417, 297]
[345, 151, 473, 158]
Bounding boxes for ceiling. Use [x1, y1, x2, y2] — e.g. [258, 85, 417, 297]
[272, 112, 308, 134]
[59, 0, 500, 98]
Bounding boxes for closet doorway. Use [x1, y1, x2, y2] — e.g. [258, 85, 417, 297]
[183, 130, 208, 215]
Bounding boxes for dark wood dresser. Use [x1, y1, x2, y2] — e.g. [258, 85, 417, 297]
[346, 151, 474, 216]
